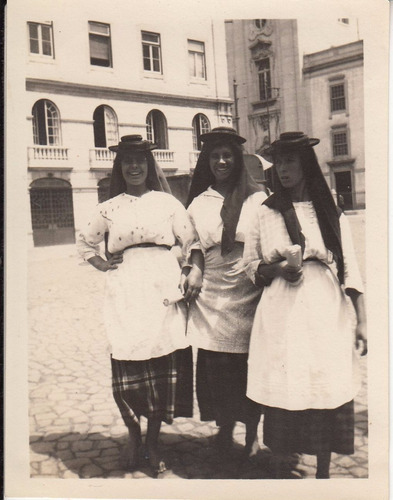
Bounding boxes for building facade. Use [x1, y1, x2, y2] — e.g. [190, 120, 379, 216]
[225, 19, 302, 156]
[22, 2, 233, 246]
[302, 40, 365, 209]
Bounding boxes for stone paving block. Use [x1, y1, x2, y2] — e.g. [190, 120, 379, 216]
[31, 441, 56, 454]
[93, 402, 117, 411]
[91, 415, 115, 426]
[101, 447, 119, 457]
[62, 470, 80, 478]
[40, 458, 61, 476]
[47, 392, 69, 402]
[56, 441, 70, 451]
[173, 422, 197, 433]
[97, 459, 121, 471]
[42, 432, 67, 442]
[89, 427, 109, 436]
[71, 440, 93, 452]
[95, 439, 119, 450]
[72, 424, 91, 434]
[109, 426, 127, 437]
[62, 457, 91, 471]
[55, 450, 74, 461]
[79, 463, 104, 478]
[35, 412, 56, 423]
[72, 415, 89, 424]
[75, 450, 102, 459]
[61, 409, 90, 420]
[348, 465, 368, 478]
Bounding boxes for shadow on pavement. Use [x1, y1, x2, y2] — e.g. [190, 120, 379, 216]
[30, 431, 304, 479]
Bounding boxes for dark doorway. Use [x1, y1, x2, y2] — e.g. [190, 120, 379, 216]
[30, 178, 76, 246]
[334, 170, 353, 210]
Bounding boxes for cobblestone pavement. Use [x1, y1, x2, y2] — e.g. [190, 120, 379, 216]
[28, 212, 368, 480]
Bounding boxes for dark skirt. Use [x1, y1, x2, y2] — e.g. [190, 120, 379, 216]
[263, 400, 355, 455]
[196, 348, 261, 427]
[111, 347, 193, 430]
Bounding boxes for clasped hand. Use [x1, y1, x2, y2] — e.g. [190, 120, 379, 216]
[279, 261, 303, 284]
[180, 266, 203, 302]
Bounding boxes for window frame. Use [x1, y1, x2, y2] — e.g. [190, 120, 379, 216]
[32, 99, 62, 146]
[93, 105, 119, 148]
[88, 21, 113, 68]
[188, 39, 206, 80]
[331, 127, 350, 158]
[141, 31, 162, 74]
[330, 82, 346, 113]
[28, 21, 54, 58]
[192, 113, 210, 150]
[146, 110, 168, 149]
[257, 57, 272, 101]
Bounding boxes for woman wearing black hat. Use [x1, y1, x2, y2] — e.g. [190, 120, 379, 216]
[243, 132, 367, 478]
[77, 135, 201, 477]
[184, 126, 267, 459]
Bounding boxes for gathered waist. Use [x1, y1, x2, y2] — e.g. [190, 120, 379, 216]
[123, 242, 172, 252]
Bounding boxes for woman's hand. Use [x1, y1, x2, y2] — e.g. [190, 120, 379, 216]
[355, 321, 367, 356]
[347, 290, 367, 356]
[181, 266, 203, 302]
[278, 262, 303, 284]
[87, 252, 123, 272]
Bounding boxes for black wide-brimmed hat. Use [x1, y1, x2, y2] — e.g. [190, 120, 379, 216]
[199, 126, 246, 145]
[261, 131, 320, 162]
[108, 135, 157, 152]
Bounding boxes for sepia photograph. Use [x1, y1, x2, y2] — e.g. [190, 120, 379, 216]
[4, 0, 390, 499]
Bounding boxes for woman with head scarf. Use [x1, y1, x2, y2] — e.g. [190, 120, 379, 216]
[183, 126, 267, 459]
[243, 132, 367, 478]
[77, 135, 201, 477]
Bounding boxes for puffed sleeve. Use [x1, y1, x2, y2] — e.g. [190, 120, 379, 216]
[76, 203, 109, 261]
[171, 199, 200, 267]
[340, 213, 364, 294]
[243, 205, 264, 285]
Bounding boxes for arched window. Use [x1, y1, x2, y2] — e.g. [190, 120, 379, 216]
[32, 99, 61, 145]
[93, 105, 119, 148]
[146, 110, 168, 149]
[192, 113, 210, 150]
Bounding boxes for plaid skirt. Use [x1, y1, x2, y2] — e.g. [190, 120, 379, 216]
[196, 349, 261, 427]
[111, 347, 193, 430]
[263, 400, 355, 455]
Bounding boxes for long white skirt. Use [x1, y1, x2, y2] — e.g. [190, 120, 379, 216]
[247, 260, 361, 410]
[104, 246, 188, 361]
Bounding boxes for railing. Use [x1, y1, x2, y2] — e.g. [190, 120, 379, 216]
[189, 151, 200, 168]
[28, 146, 69, 161]
[89, 148, 116, 168]
[152, 150, 175, 163]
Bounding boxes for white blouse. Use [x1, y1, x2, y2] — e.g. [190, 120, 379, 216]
[187, 187, 267, 251]
[243, 201, 364, 293]
[77, 191, 198, 265]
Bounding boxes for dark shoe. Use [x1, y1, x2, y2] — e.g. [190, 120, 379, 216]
[150, 460, 167, 478]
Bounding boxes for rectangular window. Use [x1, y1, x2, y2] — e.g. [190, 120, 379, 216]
[188, 40, 206, 79]
[89, 21, 112, 67]
[332, 130, 349, 157]
[257, 58, 271, 101]
[28, 22, 54, 57]
[330, 83, 346, 112]
[142, 31, 162, 73]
